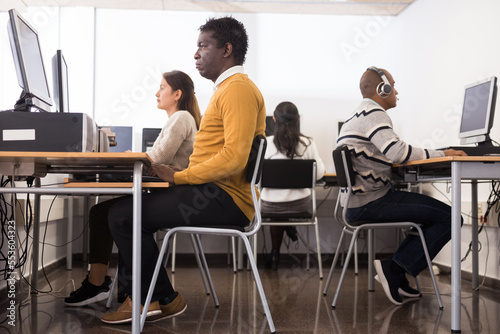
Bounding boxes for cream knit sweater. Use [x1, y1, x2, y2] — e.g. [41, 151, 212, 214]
[146, 110, 197, 171]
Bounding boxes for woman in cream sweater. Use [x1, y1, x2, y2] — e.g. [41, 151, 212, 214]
[65, 70, 200, 307]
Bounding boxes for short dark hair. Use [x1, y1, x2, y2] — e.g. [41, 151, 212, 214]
[199, 16, 248, 65]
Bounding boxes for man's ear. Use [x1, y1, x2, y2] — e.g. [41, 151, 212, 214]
[223, 42, 233, 58]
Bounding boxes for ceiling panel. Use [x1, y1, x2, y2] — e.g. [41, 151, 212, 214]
[0, 0, 415, 15]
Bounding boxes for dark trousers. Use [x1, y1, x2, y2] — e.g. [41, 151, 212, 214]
[106, 183, 249, 304]
[346, 189, 463, 277]
[88, 197, 124, 265]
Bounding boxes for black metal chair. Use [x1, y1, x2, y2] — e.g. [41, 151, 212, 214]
[254, 159, 323, 277]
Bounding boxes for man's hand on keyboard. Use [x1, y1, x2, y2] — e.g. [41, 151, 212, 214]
[149, 164, 177, 184]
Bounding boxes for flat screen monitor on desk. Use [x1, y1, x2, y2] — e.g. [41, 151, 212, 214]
[7, 8, 53, 112]
[142, 128, 161, 152]
[52, 50, 69, 113]
[458, 76, 497, 146]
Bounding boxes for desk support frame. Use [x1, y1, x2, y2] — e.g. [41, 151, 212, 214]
[451, 162, 462, 333]
[132, 161, 143, 334]
[398, 157, 500, 333]
[0, 163, 145, 333]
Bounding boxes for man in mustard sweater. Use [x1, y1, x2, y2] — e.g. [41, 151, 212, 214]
[102, 17, 266, 324]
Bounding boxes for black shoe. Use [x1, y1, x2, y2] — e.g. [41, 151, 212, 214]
[69, 275, 111, 296]
[374, 259, 402, 305]
[284, 226, 298, 242]
[65, 275, 112, 307]
[265, 249, 280, 270]
[399, 274, 421, 298]
[375, 273, 421, 298]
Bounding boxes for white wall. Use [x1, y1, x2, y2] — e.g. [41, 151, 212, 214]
[1, 0, 500, 281]
[395, 0, 500, 280]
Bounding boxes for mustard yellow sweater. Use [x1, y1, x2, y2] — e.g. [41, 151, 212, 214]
[174, 73, 266, 221]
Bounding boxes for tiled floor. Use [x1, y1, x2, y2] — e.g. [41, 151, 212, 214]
[1, 254, 500, 333]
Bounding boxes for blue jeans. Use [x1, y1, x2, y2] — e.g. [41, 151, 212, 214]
[346, 189, 462, 277]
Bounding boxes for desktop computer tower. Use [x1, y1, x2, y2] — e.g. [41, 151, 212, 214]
[0, 111, 99, 152]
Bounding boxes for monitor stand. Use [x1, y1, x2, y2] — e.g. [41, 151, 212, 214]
[13, 91, 51, 112]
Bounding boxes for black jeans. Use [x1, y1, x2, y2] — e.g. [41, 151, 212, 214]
[107, 183, 249, 303]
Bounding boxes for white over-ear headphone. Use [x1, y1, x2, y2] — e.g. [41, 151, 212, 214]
[367, 66, 392, 98]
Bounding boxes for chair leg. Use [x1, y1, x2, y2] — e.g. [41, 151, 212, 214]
[191, 234, 219, 307]
[332, 229, 360, 308]
[106, 269, 118, 308]
[314, 221, 323, 279]
[231, 237, 237, 273]
[188, 235, 211, 296]
[354, 239, 358, 275]
[306, 226, 310, 271]
[171, 233, 177, 273]
[240, 234, 276, 333]
[367, 229, 375, 291]
[141, 230, 173, 331]
[414, 275, 422, 293]
[323, 228, 346, 295]
[414, 225, 443, 309]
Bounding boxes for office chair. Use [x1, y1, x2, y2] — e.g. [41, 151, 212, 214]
[255, 159, 323, 278]
[140, 137, 276, 332]
[322, 145, 443, 309]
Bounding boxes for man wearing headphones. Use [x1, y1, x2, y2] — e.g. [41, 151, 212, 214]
[335, 67, 466, 305]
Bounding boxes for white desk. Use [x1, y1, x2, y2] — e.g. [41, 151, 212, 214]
[0, 151, 155, 334]
[397, 156, 500, 333]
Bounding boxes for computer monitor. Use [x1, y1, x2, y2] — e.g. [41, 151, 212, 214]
[142, 128, 161, 152]
[7, 8, 52, 113]
[265, 116, 275, 136]
[52, 50, 69, 113]
[109, 126, 133, 152]
[458, 76, 497, 146]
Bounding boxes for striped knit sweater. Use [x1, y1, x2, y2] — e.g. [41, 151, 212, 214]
[336, 99, 445, 208]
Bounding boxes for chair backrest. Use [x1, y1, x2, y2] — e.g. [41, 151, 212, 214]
[246, 134, 267, 182]
[260, 159, 317, 220]
[332, 145, 356, 228]
[246, 137, 267, 235]
[332, 145, 355, 188]
[261, 159, 317, 189]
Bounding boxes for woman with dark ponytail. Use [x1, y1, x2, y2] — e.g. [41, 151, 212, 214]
[261, 101, 325, 270]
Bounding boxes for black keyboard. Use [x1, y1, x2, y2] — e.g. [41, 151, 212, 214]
[438, 146, 500, 156]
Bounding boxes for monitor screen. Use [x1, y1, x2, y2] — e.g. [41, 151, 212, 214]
[7, 9, 52, 112]
[458, 76, 497, 145]
[265, 116, 275, 136]
[142, 128, 161, 152]
[109, 126, 133, 152]
[52, 50, 69, 113]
